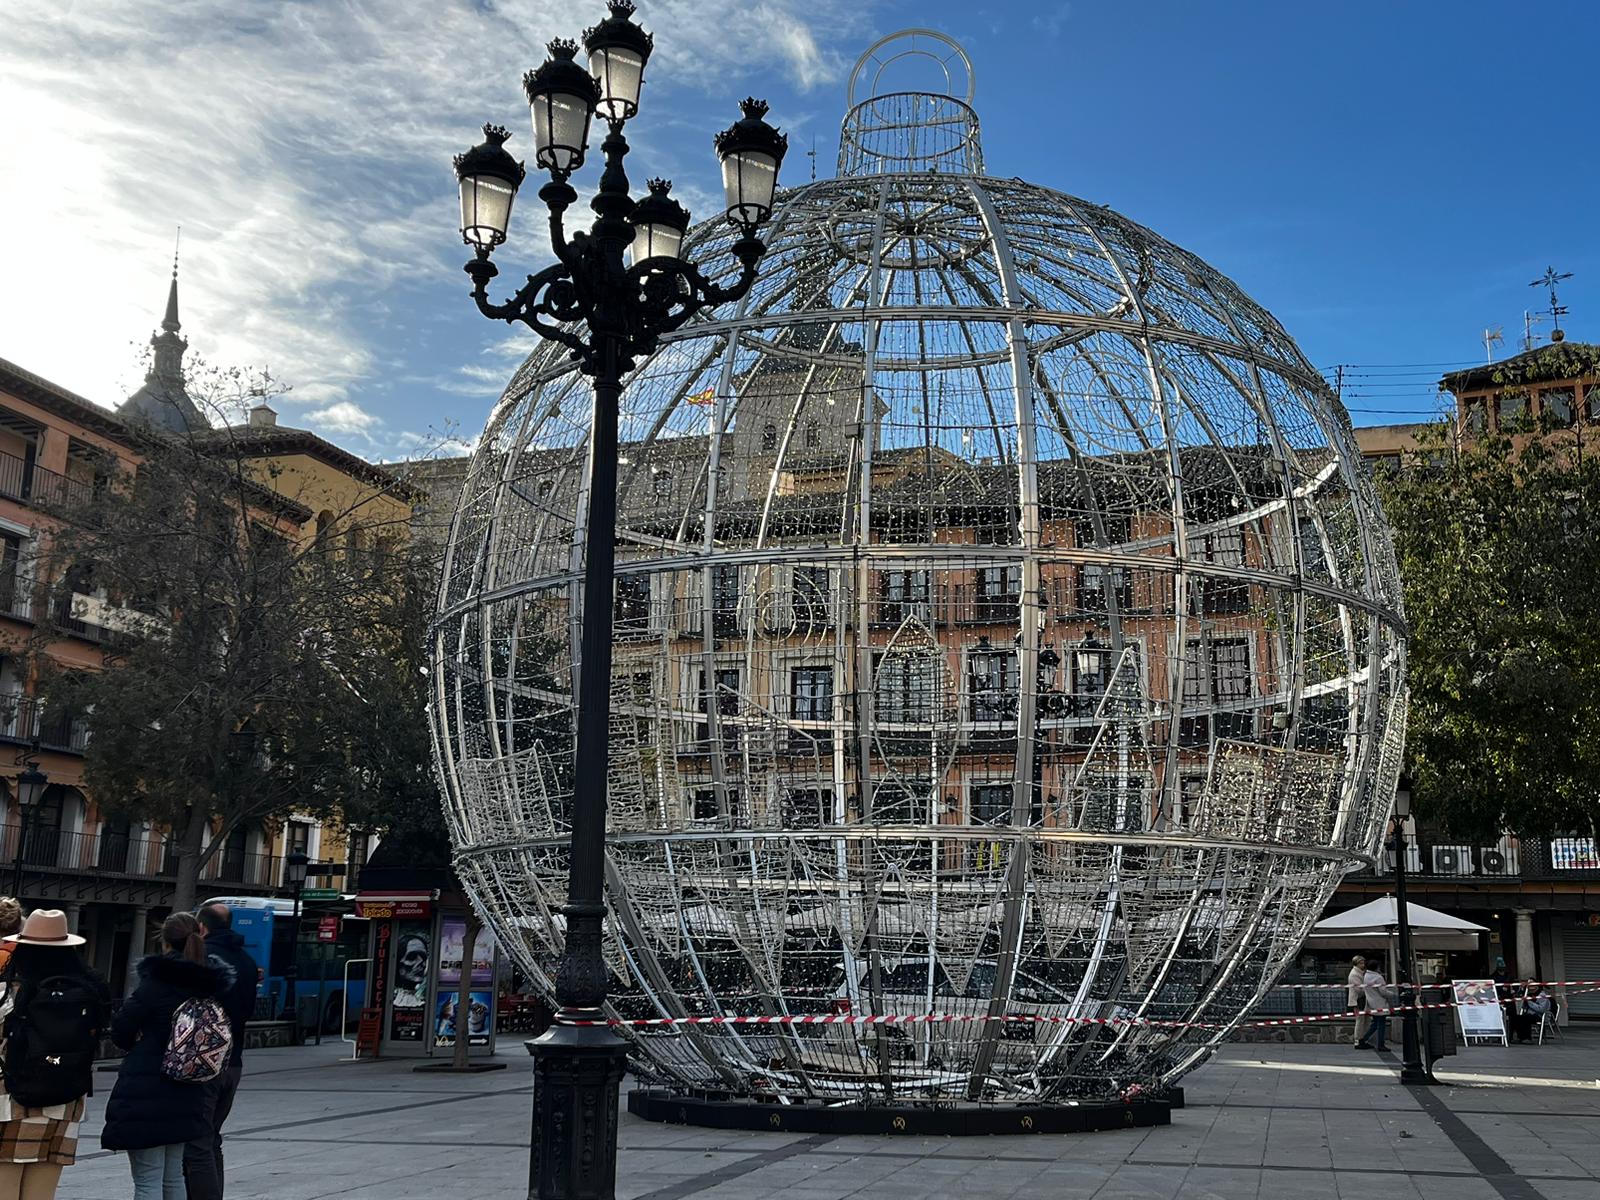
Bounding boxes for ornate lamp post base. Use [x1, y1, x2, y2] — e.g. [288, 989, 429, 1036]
[528, 1025, 631, 1200]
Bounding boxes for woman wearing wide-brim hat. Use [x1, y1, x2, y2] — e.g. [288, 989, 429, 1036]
[0, 908, 110, 1200]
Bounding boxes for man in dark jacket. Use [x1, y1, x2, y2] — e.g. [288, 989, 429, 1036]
[184, 904, 259, 1200]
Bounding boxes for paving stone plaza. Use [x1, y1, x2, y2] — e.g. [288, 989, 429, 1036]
[55, 1036, 1600, 1200]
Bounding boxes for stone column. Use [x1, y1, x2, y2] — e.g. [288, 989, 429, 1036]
[124, 906, 151, 997]
[1513, 908, 1537, 980]
[62, 902, 81, 934]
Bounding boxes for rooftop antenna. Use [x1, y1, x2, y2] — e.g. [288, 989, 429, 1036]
[1480, 325, 1503, 363]
[807, 135, 816, 183]
[1529, 265, 1573, 343]
[1522, 309, 1549, 352]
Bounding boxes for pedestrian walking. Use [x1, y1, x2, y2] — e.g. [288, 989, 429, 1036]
[184, 905, 257, 1200]
[1346, 955, 1369, 1046]
[1354, 963, 1394, 1051]
[0, 908, 111, 1200]
[102, 913, 235, 1200]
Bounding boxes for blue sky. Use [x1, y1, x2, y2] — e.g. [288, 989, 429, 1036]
[1, 0, 1594, 456]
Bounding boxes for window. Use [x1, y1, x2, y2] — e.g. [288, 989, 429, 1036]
[1297, 519, 1331, 582]
[1179, 638, 1253, 746]
[98, 814, 132, 871]
[614, 574, 651, 637]
[970, 783, 1011, 826]
[690, 786, 743, 825]
[782, 788, 827, 828]
[791, 666, 833, 723]
[23, 786, 63, 867]
[0, 533, 25, 620]
[878, 568, 930, 624]
[651, 469, 672, 500]
[1194, 527, 1247, 614]
[220, 825, 248, 879]
[1461, 398, 1486, 434]
[1586, 383, 1600, 423]
[1076, 564, 1132, 615]
[346, 830, 369, 891]
[285, 820, 312, 860]
[1542, 387, 1577, 427]
[1074, 512, 1130, 548]
[711, 565, 741, 637]
[804, 420, 821, 449]
[875, 650, 940, 723]
[968, 647, 1019, 722]
[761, 422, 778, 452]
[1175, 776, 1205, 827]
[1496, 392, 1527, 430]
[974, 565, 1021, 622]
[1367, 454, 1401, 478]
[792, 564, 831, 628]
[698, 668, 741, 747]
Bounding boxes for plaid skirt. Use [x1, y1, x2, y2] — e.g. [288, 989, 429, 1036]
[0, 1096, 86, 1166]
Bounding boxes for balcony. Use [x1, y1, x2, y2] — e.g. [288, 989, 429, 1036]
[0, 823, 283, 890]
[0, 571, 31, 622]
[1352, 831, 1600, 883]
[0, 449, 93, 514]
[0, 694, 89, 754]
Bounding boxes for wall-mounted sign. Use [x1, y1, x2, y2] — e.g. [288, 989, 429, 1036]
[356, 893, 434, 920]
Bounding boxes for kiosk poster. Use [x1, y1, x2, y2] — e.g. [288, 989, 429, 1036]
[434, 990, 493, 1047]
[438, 917, 495, 986]
[389, 920, 432, 1042]
[1453, 979, 1507, 1043]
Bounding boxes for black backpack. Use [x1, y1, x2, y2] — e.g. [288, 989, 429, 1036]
[2, 976, 105, 1108]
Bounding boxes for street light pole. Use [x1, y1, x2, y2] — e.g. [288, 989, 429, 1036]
[452, 7, 786, 1197]
[10, 757, 47, 901]
[284, 850, 309, 1027]
[1390, 782, 1435, 1085]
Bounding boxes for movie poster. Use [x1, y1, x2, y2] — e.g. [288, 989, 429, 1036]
[434, 990, 493, 1047]
[389, 920, 432, 1042]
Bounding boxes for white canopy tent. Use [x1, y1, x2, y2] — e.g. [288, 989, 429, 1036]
[1308, 895, 1488, 952]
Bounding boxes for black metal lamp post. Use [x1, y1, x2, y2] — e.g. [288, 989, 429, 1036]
[452, 5, 785, 1197]
[10, 759, 47, 899]
[1390, 782, 1435, 1084]
[283, 850, 309, 1023]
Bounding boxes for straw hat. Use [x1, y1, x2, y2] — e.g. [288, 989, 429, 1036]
[4, 909, 85, 947]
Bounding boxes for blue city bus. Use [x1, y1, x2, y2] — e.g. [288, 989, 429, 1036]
[201, 896, 369, 1031]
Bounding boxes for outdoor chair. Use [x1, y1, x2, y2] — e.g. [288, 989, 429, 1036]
[1536, 999, 1562, 1045]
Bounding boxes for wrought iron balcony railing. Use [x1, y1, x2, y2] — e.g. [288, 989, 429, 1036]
[0, 449, 94, 514]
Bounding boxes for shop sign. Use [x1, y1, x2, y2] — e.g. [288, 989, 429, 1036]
[356, 894, 433, 920]
[317, 915, 340, 943]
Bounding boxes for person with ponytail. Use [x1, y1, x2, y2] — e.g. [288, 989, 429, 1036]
[101, 912, 234, 1199]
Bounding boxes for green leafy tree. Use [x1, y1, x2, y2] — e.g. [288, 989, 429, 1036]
[1380, 420, 1600, 840]
[29, 378, 437, 911]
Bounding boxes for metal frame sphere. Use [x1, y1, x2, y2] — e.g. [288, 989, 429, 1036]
[432, 32, 1405, 1106]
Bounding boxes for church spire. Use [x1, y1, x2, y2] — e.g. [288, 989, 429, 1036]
[149, 231, 186, 387]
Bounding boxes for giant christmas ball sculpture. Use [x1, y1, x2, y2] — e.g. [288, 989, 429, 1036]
[432, 31, 1405, 1106]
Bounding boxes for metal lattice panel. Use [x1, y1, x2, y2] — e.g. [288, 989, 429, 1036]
[431, 31, 1405, 1105]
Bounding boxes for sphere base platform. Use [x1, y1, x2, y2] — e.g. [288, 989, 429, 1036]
[627, 1088, 1177, 1136]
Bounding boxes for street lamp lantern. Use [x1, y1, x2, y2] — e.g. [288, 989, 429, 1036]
[714, 98, 788, 228]
[454, 125, 526, 252]
[284, 850, 310, 889]
[15, 762, 47, 811]
[1393, 782, 1411, 821]
[627, 179, 691, 264]
[452, 6, 783, 1196]
[582, 0, 653, 122]
[1074, 631, 1105, 678]
[523, 41, 601, 175]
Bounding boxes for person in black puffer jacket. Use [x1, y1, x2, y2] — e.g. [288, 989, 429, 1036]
[101, 913, 235, 1200]
[184, 905, 258, 1200]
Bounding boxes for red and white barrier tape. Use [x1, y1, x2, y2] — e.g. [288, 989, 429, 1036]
[565, 983, 1595, 1034]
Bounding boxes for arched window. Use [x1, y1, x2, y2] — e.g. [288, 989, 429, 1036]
[761, 423, 778, 452]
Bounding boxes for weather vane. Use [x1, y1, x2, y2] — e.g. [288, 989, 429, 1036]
[1529, 266, 1573, 343]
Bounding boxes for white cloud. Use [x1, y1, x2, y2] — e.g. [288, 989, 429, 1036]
[0, 0, 877, 419]
[307, 401, 382, 436]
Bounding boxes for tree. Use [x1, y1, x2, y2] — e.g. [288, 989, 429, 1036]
[28, 376, 436, 911]
[1379, 420, 1600, 840]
